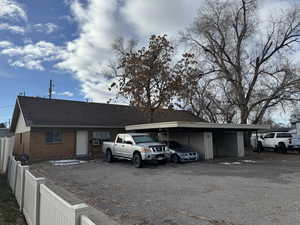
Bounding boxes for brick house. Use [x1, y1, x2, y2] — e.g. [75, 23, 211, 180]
[10, 96, 201, 161]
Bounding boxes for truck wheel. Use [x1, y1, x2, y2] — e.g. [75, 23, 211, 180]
[133, 153, 143, 168]
[171, 154, 180, 164]
[279, 143, 287, 154]
[105, 150, 114, 162]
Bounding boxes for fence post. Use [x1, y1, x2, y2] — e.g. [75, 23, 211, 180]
[12, 161, 21, 194]
[20, 166, 29, 212]
[80, 215, 96, 225]
[36, 178, 46, 225]
[73, 204, 90, 225]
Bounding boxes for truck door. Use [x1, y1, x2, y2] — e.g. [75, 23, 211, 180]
[123, 135, 135, 159]
[114, 134, 125, 157]
[263, 133, 275, 148]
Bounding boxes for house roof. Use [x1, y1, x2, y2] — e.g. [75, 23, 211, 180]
[10, 96, 202, 131]
[126, 121, 270, 131]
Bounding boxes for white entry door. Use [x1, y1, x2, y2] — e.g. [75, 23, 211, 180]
[76, 131, 88, 156]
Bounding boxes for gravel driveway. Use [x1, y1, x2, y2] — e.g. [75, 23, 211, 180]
[31, 152, 300, 225]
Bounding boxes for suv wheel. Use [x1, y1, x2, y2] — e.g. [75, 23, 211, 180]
[279, 143, 287, 154]
[171, 154, 180, 164]
[133, 153, 143, 168]
[106, 150, 113, 162]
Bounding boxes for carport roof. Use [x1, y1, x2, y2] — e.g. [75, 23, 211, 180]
[126, 121, 270, 131]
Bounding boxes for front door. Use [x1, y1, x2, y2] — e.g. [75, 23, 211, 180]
[76, 131, 88, 156]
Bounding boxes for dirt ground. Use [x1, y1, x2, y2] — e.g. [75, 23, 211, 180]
[0, 176, 26, 225]
[31, 151, 300, 225]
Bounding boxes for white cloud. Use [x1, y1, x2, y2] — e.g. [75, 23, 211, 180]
[58, 91, 74, 97]
[1, 41, 64, 70]
[56, 0, 123, 102]
[33, 23, 58, 34]
[10, 59, 44, 70]
[122, 0, 203, 37]
[0, 0, 27, 21]
[0, 23, 24, 33]
[56, 0, 205, 103]
[0, 40, 13, 48]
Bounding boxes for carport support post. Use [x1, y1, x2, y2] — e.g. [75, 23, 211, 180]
[203, 132, 214, 160]
[256, 130, 260, 153]
[237, 131, 245, 157]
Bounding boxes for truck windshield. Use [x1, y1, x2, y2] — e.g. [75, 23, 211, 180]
[133, 135, 155, 144]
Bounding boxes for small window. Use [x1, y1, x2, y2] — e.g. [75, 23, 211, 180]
[92, 131, 111, 141]
[264, 133, 275, 139]
[277, 133, 292, 138]
[116, 136, 123, 143]
[92, 139, 101, 146]
[46, 130, 63, 143]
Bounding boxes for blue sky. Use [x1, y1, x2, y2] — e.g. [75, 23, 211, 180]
[0, 0, 298, 125]
[0, 0, 80, 124]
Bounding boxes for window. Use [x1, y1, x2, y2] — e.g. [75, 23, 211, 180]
[92, 131, 111, 141]
[168, 141, 182, 148]
[116, 136, 124, 143]
[91, 131, 111, 146]
[132, 135, 156, 144]
[277, 133, 292, 138]
[264, 133, 275, 139]
[46, 130, 63, 143]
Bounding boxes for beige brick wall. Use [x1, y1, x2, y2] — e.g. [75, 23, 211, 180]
[14, 128, 125, 161]
[29, 129, 76, 161]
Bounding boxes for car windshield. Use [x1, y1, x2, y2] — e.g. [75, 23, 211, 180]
[133, 135, 156, 144]
[168, 141, 182, 148]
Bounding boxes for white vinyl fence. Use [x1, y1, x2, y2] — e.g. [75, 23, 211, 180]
[8, 156, 19, 193]
[15, 163, 29, 211]
[39, 184, 89, 225]
[23, 170, 45, 225]
[0, 136, 14, 174]
[81, 216, 96, 225]
[4, 154, 100, 225]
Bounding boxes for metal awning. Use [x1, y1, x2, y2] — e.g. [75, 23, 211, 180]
[126, 121, 270, 132]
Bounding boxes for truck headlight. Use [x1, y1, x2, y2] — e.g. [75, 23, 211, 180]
[142, 147, 152, 153]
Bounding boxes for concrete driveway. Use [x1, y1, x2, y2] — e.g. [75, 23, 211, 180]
[32, 152, 300, 225]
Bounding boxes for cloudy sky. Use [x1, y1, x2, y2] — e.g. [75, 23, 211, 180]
[0, 0, 297, 125]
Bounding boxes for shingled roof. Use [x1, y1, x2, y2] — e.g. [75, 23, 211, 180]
[10, 96, 202, 131]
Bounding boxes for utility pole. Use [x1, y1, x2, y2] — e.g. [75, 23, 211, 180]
[48, 80, 54, 99]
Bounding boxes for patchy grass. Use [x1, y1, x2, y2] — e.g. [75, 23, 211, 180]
[0, 175, 26, 225]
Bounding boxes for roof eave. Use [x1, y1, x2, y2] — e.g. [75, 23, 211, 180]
[31, 125, 124, 129]
[125, 121, 270, 131]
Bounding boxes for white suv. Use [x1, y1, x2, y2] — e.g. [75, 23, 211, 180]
[257, 132, 300, 153]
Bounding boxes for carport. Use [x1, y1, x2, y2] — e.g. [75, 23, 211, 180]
[126, 121, 268, 160]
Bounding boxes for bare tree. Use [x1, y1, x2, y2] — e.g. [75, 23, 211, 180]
[182, 0, 300, 124]
[111, 35, 185, 122]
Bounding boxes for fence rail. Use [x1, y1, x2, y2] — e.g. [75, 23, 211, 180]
[39, 184, 89, 225]
[0, 136, 116, 225]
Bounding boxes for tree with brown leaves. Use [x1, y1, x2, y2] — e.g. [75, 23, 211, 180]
[112, 35, 190, 122]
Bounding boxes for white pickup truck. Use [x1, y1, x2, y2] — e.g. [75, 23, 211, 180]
[257, 132, 300, 153]
[103, 133, 169, 168]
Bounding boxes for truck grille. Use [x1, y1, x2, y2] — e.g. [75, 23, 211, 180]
[151, 146, 166, 152]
